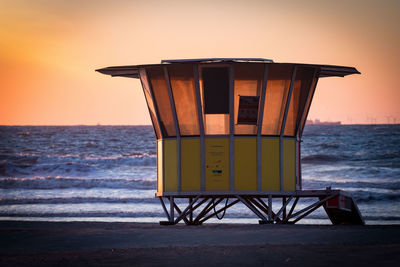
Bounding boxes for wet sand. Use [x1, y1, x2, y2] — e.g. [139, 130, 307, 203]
[1, 221, 399, 266]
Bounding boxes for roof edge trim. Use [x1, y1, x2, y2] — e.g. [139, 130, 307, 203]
[161, 58, 274, 63]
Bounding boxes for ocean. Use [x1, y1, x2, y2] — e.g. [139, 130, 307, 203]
[0, 125, 399, 224]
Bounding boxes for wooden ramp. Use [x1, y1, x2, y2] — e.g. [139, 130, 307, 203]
[321, 192, 364, 225]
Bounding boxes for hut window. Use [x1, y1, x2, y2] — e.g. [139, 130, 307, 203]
[283, 67, 315, 137]
[298, 75, 318, 136]
[202, 67, 230, 114]
[169, 64, 200, 136]
[234, 63, 264, 134]
[201, 67, 230, 135]
[261, 64, 294, 136]
[139, 68, 162, 139]
[147, 67, 177, 137]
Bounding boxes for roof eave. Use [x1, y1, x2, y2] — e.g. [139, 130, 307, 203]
[96, 62, 361, 79]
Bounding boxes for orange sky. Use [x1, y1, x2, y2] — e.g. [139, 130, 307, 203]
[1, 0, 399, 125]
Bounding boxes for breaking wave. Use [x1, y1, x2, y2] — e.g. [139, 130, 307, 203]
[0, 153, 156, 178]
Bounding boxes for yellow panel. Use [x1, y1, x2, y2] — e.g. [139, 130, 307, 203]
[261, 139, 280, 191]
[205, 138, 230, 191]
[157, 140, 163, 194]
[164, 139, 177, 192]
[181, 139, 201, 191]
[283, 139, 296, 191]
[234, 138, 257, 191]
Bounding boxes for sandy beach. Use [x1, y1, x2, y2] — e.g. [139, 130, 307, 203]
[0, 221, 399, 266]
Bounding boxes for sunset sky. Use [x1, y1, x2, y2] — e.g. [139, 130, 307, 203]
[1, 0, 399, 125]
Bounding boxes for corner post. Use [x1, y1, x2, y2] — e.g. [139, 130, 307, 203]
[257, 64, 269, 191]
[280, 66, 297, 191]
[229, 64, 235, 191]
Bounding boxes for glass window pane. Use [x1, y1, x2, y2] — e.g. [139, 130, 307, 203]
[147, 67, 176, 137]
[237, 96, 259, 125]
[168, 64, 200, 136]
[234, 63, 264, 135]
[139, 68, 162, 139]
[298, 73, 318, 136]
[200, 66, 230, 135]
[284, 67, 315, 136]
[261, 65, 294, 135]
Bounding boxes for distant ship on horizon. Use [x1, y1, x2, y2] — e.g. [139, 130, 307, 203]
[306, 119, 341, 125]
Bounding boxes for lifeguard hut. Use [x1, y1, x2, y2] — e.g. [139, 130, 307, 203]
[97, 58, 364, 225]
